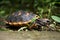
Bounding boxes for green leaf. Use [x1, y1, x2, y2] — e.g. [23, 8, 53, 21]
[51, 16, 60, 23]
[0, 10, 5, 15]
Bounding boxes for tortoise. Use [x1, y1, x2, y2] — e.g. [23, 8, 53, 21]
[5, 10, 39, 26]
[4, 10, 50, 30]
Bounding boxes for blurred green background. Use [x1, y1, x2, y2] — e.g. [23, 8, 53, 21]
[0, 0, 60, 18]
[0, 0, 60, 31]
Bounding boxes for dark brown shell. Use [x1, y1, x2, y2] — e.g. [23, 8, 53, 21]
[5, 10, 39, 25]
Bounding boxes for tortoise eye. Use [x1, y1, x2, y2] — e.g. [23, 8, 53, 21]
[35, 15, 38, 17]
[35, 15, 39, 18]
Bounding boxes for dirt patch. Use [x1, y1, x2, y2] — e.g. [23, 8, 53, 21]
[0, 31, 60, 40]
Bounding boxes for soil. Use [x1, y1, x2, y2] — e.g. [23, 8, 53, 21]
[0, 31, 60, 40]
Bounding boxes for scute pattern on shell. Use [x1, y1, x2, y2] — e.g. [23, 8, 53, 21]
[7, 10, 37, 23]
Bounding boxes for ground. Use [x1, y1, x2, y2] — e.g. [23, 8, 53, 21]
[0, 31, 60, 40]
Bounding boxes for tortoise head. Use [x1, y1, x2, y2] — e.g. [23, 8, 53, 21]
[35, 18, 51, 26]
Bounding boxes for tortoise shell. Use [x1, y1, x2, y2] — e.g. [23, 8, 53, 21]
[5, 10, 39, 26]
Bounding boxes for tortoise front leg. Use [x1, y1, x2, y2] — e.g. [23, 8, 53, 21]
[28, 22, 38, 30]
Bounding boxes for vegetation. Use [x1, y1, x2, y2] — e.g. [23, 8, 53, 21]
[0, 0, 60, 31]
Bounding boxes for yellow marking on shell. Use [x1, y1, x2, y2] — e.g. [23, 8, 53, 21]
[12, 22, 17, 25]
[9, 22, 12, 25]
[23, 20, 31, 24]
[5, 20, 31, 26]
[18, 11, 21, 15]
[18, 22, 22, 24]
[26, 12, 30, 16]
[18, 20, 31, 25]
